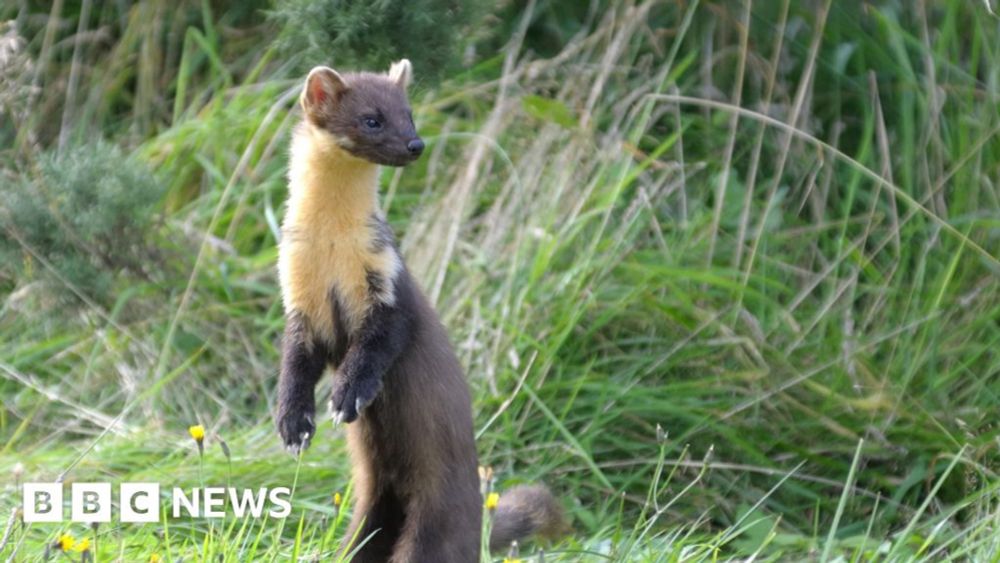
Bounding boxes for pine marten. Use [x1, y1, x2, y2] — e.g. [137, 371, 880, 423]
[274, 60, 565, 562]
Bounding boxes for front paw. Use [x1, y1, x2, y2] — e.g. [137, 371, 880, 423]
[330, 374, 381, 425]
[276, 407, 316, 455]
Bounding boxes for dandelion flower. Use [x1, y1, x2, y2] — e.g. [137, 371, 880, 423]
[333, 492, 342, 507]
[57, 533, 75, 552]
[485, 492, 500, 511]
[189, 424, 205, 454]
[73, 537, 91, 552]
[150, 554, 162, 563]
[503, 559, 522, 563]
[188, 425, 205, 442]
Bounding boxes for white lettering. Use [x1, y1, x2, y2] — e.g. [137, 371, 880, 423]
[268, 487, 291, 518]
[229, 488, 268, 518]
[172, 488, 199, 518]
[203, 487, 226, 518]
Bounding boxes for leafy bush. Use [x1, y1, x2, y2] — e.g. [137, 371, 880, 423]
[271, 0, 487, 79]
[0, 142, 166, 308]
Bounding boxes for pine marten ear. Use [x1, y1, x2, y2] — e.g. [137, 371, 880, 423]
[388, 59, 412, 90]
[301, 66, 347, 124]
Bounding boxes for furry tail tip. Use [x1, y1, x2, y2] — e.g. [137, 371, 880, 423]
[488, 484, 567, 552]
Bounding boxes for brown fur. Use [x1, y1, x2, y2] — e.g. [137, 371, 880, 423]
[342, 271, 482, 562]
[275, 61, 564, 562]
[299, 65, 420, 167]
[489, 485, 568, 552]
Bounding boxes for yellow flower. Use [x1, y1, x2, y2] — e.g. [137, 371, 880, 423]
[485, 492, 500, 510]
[503, 559, 522, 563]
[188, 425, 205, 442]
[333, 492, 342, 507]
[57, 533, 75, 552]
[189, 424, 206, 455]
[73, 537, 91, 552]
[150, 554, 162, 563]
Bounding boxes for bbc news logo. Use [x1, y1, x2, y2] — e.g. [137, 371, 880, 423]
[22, 483, 292, 523]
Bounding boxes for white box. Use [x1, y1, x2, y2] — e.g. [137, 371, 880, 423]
[120, 483, 160, 523]
[22, 483, 63, 522]
[71, 483, 112, 523]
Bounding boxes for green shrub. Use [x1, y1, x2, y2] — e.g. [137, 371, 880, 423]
[0, 142, 166, 308]
[270, 0, 487, 79]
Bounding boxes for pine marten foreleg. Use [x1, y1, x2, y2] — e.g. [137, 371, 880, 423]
[275, 313, 327, 452]
[276, 283, 412, 450]
[330, 296, 413, 424]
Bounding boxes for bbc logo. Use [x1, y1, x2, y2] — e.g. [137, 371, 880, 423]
[23, 483, 160, 523]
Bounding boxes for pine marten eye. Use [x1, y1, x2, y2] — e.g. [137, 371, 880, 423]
[362, 116, 382, 130]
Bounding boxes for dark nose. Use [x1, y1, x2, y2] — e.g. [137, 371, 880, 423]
[407, 139, 424, 156]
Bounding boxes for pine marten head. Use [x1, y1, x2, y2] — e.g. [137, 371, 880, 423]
[299, 60, 423, 167]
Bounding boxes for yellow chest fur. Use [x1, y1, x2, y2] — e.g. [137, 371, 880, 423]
[279, 124, 400, 341]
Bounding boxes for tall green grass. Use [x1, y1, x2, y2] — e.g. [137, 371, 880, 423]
[1, 0, 999, 560]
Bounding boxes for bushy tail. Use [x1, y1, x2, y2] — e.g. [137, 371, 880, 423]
[488, 484, 567, 552]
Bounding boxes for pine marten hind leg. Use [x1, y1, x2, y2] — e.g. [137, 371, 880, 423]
[340, 488, 405, 563]
[389, 497, 479, 563]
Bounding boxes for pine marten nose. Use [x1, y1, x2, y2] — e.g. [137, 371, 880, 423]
[407, 139, 424, 156]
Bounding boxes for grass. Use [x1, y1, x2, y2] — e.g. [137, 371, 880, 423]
[1, 0, 1000, 561]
